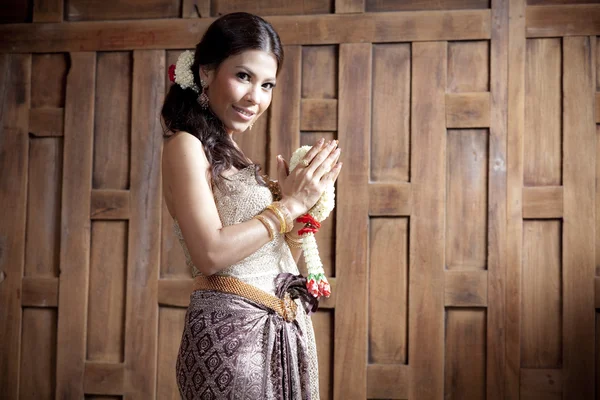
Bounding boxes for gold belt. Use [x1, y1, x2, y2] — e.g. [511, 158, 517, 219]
[194, 275, 298, 322]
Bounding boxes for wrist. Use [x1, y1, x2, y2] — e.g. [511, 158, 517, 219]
[279, 197, 304, 220]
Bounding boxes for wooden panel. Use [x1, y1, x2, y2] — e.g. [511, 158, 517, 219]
[300, 98, 337, 131]
[444, 309, 486, 400]
[444, 270, 487, 307]
[597, 124, 600, 277]
[181, 0, 209, 17]
[0, 0, 32, 23]
[521, 220, 562, 368]
[596, 92, 600, 123]
[0, 11, 492, 53]
[371, 43, 410, 182]
[526, 5, 600, 37]
[19, 309, 57, 399]
[369, 218, 408, 364]
[522, 186, 563, 219]
[334, 42, 370, 399]
[21, 277, 59, 307]
[66, 0, 180, 21]
[124, 50, 163, 399]
[55, 52, 95, 399]
[29, 108, 64, 137]
[93, 52, 131, 190]
[448, 41, 490, 93]
[25, 139, 62, 278]
[409, 41, 446, 400]
[88, 222, 127, 363]
[300, 132, 337, 277]
[596, 277, 600, 308]
[90, 190, 131, 220]
[520, 368, 562, 400]
[336, 0, 364, 13]
[366, 364, 409, 399]
[0, 53, 29, 400]
[562, 36, 595, 398]
[160, 202, 190, 279]
[446, 129, 488, 270]
[524, 38, 562, 186]
[445, 92, 490, 128]
[213, 0, 333, 15]
[84, 362, 124, 395]
[368, 182, 411, 216]
[269, 45, 301, 176]
[157, 279, 195, 307]
[367, 0, 489, 11]
[31, 54, 67, 108]
[33, 0, 63, 22]
[157, 307, 186, 399]
[312, 310, 334, 400]
[302, 45, 337, 99]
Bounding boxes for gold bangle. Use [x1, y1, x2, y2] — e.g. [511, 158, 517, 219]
[266, 202, 293, 234]
[284, 233, 304, 249]
[254, 214, 275, 241]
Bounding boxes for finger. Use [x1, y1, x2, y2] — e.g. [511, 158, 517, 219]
[277, 155, 288, 182]
[307, 140, 338, 174]
[313, 147, 340, 180]
[321, 162, 343, 185]
[283, 158, 290, 176]
[301, 138, 327, 167]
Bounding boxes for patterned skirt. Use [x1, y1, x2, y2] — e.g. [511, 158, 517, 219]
[176, 273, 318, 400]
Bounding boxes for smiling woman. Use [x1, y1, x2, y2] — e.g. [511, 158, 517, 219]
[160, 12, 342, 400]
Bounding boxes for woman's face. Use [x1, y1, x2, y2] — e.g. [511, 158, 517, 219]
[201, 49, 278, 135]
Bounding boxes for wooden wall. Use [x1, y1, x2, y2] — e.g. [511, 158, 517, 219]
[0, 0, 599, 399]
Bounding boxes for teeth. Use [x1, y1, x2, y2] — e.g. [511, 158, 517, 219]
[235, 106, 252, 116]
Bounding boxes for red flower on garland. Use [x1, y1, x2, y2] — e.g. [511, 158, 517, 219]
[307, 278, 319, 298]
[318, 280, 331, 298]
[168, 64, 176, 83]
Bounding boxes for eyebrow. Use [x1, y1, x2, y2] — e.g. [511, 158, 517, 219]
[236, 65, 276, 82]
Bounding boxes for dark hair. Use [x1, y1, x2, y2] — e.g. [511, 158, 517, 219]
[161, 12, 283, 185]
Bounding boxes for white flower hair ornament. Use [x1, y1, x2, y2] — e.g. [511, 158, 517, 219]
[168, 50, 199, 93]
[289, 146, 336, 299]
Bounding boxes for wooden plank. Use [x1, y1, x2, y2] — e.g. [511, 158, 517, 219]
[408, 41, 446, 400]
[269, 45, 301, 176]
[214, 0, 333, 15]
[487, 0, 508, 397]
[90, 189, 131, 220]
[448, 41, 490, 93]
[123, 50, 163, 399]
[336, 0, 364, 13]
[371, 43, 410, 182]
[302, 45, 338, 99]
[368, 182, 411, 216]
[444, 270, 487, 307]
[562, 35, 596, 399]
[0, 11, 492, 53]
[181, 0, 209, 17]
[445, 92, 490, 128]
[366, 364, 409, 399]
[334, 42, 370, 399]
[367, 0, 489, 11]
[29, 108, 64, 137]
[31, 54, 68, 108]
[522, 186, 563, 219]
[66, 0, 180, 21]
[156, 307, 187, 398]
[520, 368, 562, 400]
[33, 0, 63, 22]
[369, 218, 408, 364]
[505, 0, 525, 395]
[595, 277, 600, 308]
[300, 98, 337, 131]
[526, 5, 600, 37]
[83, 362, 124, 395]
[596, 92, 599, 123]
[55, 52, 95, 399]
[312, 311, 334, 400]
[21, 277, 59, 307]
[446, 129, 488, 271]
[0, 53, 30, 400]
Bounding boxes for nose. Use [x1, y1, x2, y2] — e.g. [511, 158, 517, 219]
[245, 85, 260, 105]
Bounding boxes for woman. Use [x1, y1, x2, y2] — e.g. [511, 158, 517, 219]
[161, 12, 342, 399]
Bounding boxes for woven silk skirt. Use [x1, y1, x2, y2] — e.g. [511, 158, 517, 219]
[176, 273, 318, 400]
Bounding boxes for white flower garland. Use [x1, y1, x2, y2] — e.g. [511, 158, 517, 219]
[289, 146, 336, 298]
[174, 50, 199, 93]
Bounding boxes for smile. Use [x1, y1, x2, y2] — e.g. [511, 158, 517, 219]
[232, 105, 255, 119]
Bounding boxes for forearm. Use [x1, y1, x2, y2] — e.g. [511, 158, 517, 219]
[286, 221, 305, 264]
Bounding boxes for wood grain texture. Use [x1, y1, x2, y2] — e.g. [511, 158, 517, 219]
[90, 189, 131, 220]
[445, 92, 490, 128]
[214, 0, 333, 15]
[55, 52, 95, 399]
[367, 0, 489, 11]
[369, 218, 408, 364]
[302, 45, 337, 99]
[268, 45, 301, 176]
[83, 362, 124, 395]
[366, 364, 409, 399]
[562, 35, 595, 398]
[408, 41, 446, 400]
[522, 186, 563, 219]
[312, 310, 334, 400]
[448, 41, 490, 93]
[31, 54, 67, 108]
[444, 270, 488, 307]
[371, 43, 410, 182]
[66, 0, 180, 21]
[368, 182, 411, 216]
[33, 0, 63, 22]
[526, 4, 600, 37]
[21, 277, 59, 307]
[300, 98, 337, 131]
[181, 0, 209, 17]
[595, 92, 600, 123]
[0, 11, 492, 53]
[334, 43, 370, 399]
[157, 307, 186, 399]
[124, 50, 164, 399]
[335, 0, 364, 13]
[520, 368, 562, 400]
[29, 108, 64, 137]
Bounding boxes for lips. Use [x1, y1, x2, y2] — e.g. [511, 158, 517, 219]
[232, 105, 256, 119]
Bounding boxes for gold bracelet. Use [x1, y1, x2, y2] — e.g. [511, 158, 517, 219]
[266, 202, 293, 234]
[254, 214, 276, 241]
[284, 233, 304, 249]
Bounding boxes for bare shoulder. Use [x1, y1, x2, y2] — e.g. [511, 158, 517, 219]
[163, 131, 207, 165]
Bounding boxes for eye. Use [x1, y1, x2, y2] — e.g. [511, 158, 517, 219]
[236, 72, 250, 81]
[262, 82, 276, 90]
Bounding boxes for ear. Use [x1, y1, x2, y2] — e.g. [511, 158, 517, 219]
[199, 66, 214, 86]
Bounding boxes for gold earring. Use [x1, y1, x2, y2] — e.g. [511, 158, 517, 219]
[197, 79, 209, 109]
[249, 123, 253, 130]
